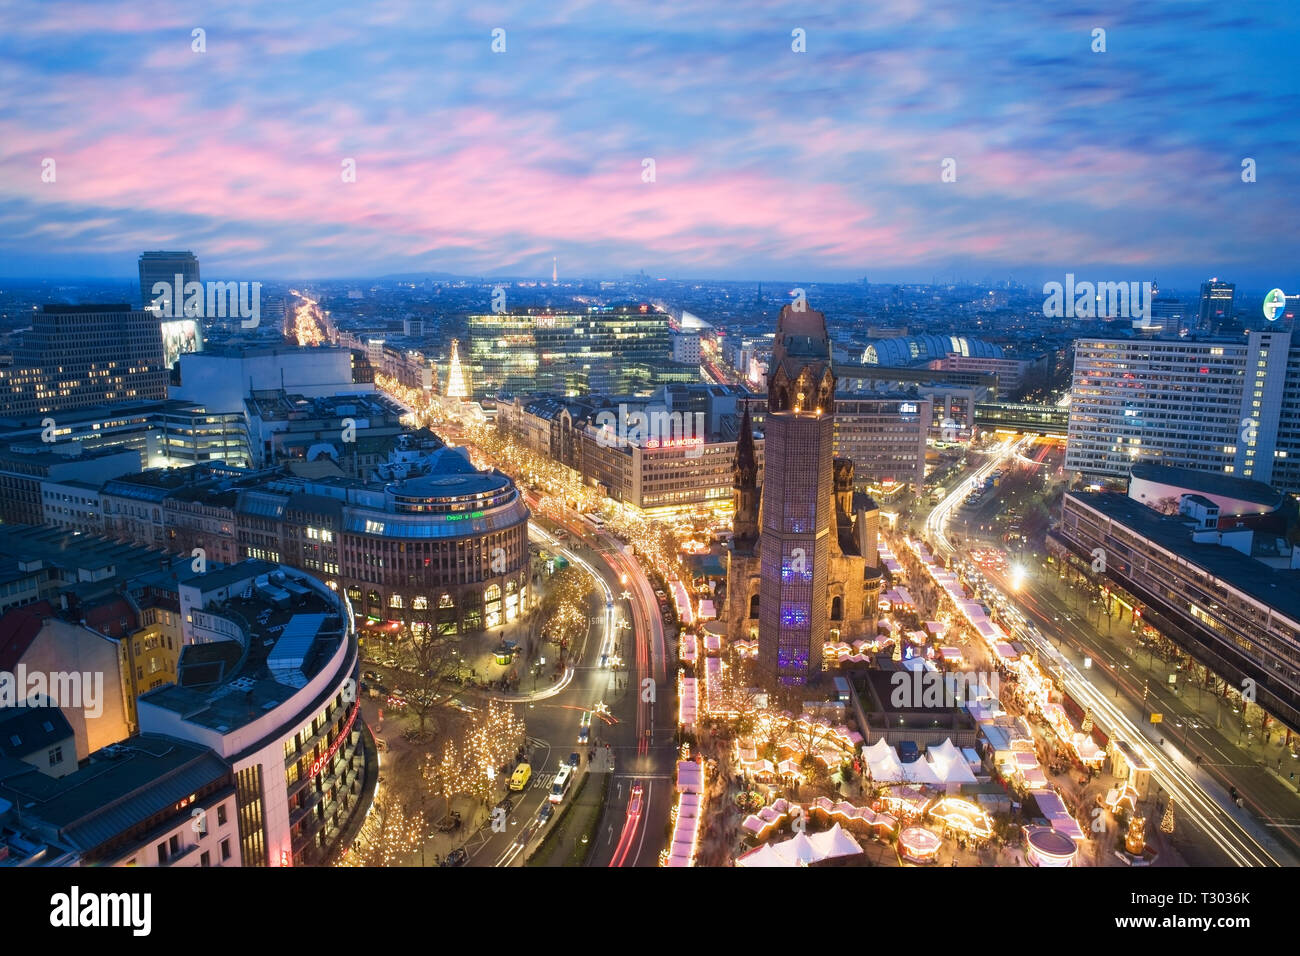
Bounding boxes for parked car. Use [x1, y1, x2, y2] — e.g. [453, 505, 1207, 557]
[567, 752, 580, 768]
[440, 847, 468, 867]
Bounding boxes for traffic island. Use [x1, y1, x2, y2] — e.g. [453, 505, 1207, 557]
[525, 770, 609, 866]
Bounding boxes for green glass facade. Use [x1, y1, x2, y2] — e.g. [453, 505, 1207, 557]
[467, 305, 673, 399]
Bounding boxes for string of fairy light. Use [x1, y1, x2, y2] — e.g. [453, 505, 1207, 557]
[463, 423, 690, 582]
[421, 699, 527, 808]
[334, 791, 425, 867]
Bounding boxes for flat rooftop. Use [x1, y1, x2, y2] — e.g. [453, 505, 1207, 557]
[1068, 491, 1300, 624]
[0, 526, 187, 590]
[141, 568, 347, 733]
[1128, 463, 1284, 509]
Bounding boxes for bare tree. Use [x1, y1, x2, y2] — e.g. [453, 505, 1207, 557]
[390, 607, 465, 735]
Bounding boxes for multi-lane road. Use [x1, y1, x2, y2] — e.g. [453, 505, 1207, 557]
[465, 503, 677, 867]
[925, 436, 1294, 867]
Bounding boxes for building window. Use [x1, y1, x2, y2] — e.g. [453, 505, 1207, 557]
[221, 838, 231, 862]
[48, 745, 63, 765]
[169, 834, 179, 855]
[217, 804, 227, 826]
[157, 843, 167, 864]
[234, 765, 267, 866]
[200, 851, 211, 867]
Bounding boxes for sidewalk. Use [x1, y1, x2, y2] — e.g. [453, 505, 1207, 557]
[1048, 573, 1300, 771]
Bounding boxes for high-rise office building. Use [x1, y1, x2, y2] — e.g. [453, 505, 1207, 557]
[467, 304, 675, 399]
[0, 304, 169, 417]
[1197, 278, 1235, 333]
[1148, 296, 1187, 336]
[139, 250, 200, 313]
[1065, 329, 1300, 492]
[833, 394, 931, 490]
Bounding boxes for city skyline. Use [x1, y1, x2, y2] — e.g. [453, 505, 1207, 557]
[1, 1, 1296, 286]
[4, 0, 1300, 890]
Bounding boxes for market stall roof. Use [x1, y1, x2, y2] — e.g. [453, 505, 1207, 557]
[1021, 767, 1049, 789]
[968, 701, 1002, 722]
[1073, 735, 1105, 764]
[735, 824, 863, 867]
[676, 760, 703, 793]
[927, 738, 978, 786]
[862, 738, 894, 762]
[812, 823, 863, 859]
[1032, 790, 1087, 842]
[980, 723, 1016, 754]
[670, 580, 694, 624]
[679, 677, 698, 726]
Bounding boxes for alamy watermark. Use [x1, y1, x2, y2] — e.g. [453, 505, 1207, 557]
[1043, 274, 1153, 324]
[0, 665, 104, 718]
[593, 404, 707, 459]
[890, 668, 998, 709]
[151, 275, 262, 328]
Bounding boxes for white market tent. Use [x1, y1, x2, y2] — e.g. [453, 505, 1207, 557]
[735, 824, 864, 868]
[863, 740, 941, 785]
[926, 738, 978, 792]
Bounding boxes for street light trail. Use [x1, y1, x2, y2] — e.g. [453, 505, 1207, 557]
[921, 435, 1281, 867]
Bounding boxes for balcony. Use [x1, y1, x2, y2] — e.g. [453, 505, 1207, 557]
[288, 787, 323, 826]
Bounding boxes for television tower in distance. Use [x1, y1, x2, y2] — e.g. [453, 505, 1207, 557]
[552, 256, 558, 284]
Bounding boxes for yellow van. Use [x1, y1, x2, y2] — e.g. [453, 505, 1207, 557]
[510, 763, 532, 791]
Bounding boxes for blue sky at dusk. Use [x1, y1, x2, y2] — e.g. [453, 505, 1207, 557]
[0, 0, 1296, 287]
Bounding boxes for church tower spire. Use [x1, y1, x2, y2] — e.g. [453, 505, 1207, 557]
[732, 403, 758, 553]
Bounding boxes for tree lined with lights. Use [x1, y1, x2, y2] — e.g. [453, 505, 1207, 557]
[538, 565, 594, 650]
[336, 791, 424, 867]
[421, 699, 527, 809]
